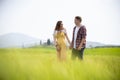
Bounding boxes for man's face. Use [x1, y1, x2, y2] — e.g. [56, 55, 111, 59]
[74, 18, 80, 25]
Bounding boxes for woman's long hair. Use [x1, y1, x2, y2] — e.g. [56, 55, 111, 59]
[55, 21, 62, 31]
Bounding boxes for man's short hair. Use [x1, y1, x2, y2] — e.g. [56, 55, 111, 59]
[75, 16, 82, 22]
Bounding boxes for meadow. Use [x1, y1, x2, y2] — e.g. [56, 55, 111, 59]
[0, 47, 120, 80]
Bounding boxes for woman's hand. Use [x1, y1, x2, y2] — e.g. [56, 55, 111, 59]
[56, 44, 61, 51]
[54, 42, 57, 47]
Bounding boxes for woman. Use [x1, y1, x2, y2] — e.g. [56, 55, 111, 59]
[53, 21, 71, 61]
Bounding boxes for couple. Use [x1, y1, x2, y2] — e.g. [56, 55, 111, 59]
[53, 16, 87, 61]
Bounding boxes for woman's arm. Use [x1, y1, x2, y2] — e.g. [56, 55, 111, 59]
[70, 27, 75, 49]
[66, 34, 71, 45]
[64, 29, 71, 45]
[53, 30, 57, 46]
[53, 36, 57, 46]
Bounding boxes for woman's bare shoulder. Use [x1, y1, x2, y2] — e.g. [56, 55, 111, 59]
[62, 27, 67, 31]
[61, 28, 67, 34]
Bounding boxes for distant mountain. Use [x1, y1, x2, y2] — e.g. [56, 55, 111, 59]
[0, 33, 40, 48]
[0, 33, 106, 48]
[86, 41, 105, 48]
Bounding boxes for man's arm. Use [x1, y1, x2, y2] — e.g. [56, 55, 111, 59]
[77, 38, 85, 50]
[77, 26, 86, 50]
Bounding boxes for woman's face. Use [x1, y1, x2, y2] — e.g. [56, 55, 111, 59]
[60, 23, 63, 28]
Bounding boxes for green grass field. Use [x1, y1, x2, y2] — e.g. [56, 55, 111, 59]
[0, 47, 120, 80]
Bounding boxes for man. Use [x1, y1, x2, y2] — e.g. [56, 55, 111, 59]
[70, 16, 87, 60]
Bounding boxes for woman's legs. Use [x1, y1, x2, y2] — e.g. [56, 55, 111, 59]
[56, 44, 67, 61]
[60, 46, 67, 61]
[56, 44, 61, 61]
[56, 48, 66, 61]
[56, 50, 61, 61]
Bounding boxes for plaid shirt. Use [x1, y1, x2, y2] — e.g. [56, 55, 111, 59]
[71, 25, 87, 48]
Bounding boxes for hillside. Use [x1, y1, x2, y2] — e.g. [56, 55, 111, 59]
[0, 33, 108, 48]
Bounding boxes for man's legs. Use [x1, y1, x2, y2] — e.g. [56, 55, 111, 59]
[71, 48, 79, 60]
[78, 48, 85, 60]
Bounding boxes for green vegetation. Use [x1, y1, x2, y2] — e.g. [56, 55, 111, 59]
[0, 47, 120, 80]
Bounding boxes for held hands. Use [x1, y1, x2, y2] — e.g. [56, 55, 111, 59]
[69, 43, 73, 49]
[69, 46, 72, 49]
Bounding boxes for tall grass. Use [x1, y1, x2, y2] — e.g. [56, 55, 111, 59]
[0, 47, 120, 80]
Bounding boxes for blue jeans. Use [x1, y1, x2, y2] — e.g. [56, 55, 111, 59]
[72, 48, 85, 60]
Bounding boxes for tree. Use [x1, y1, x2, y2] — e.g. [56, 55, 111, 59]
[40, 40, 42, 45]
[47, 39, 51, 45]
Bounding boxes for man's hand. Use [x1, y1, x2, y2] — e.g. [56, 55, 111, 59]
[77, 38, 85, 50]
[77, 46, 82, 50]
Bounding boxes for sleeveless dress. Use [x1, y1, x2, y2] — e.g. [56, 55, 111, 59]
[53, 29, 67, 59]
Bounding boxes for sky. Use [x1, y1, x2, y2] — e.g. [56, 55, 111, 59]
[0, 0, 120, 45]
